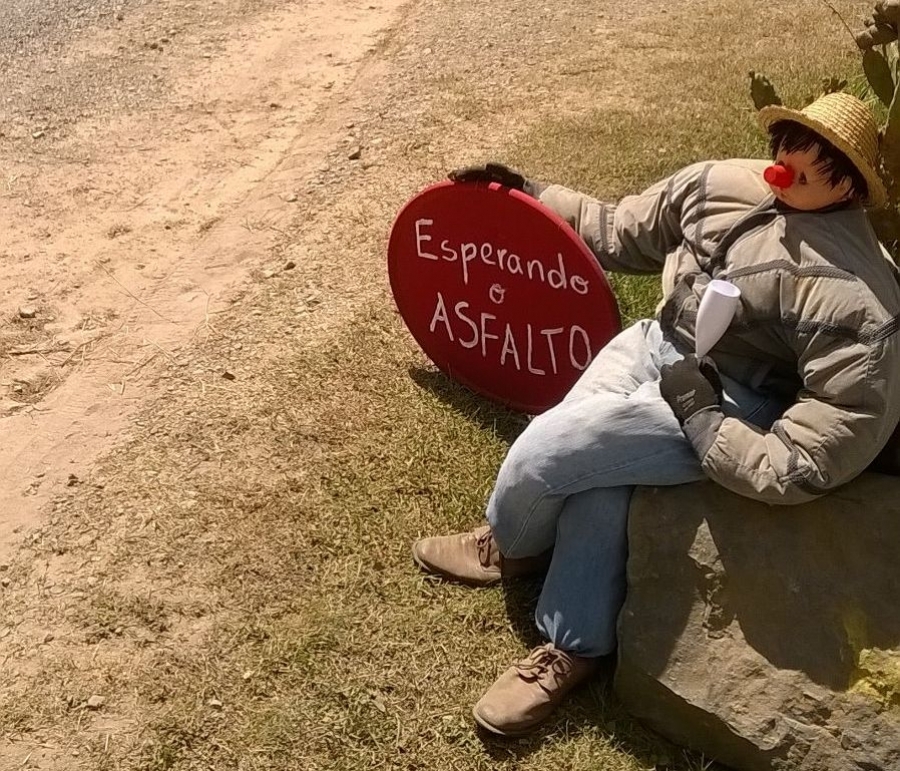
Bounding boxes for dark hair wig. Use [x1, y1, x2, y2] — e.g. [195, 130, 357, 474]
[768, 120, 868, 201]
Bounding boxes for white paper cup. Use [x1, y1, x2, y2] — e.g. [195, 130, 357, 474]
[695, 279, 741, 358]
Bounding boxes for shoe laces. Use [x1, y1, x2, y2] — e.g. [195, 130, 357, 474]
[475, 528, 498, 569]
[514, 644, 573, 685]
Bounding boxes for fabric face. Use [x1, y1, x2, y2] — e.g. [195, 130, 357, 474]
[768, 146, 853, 211]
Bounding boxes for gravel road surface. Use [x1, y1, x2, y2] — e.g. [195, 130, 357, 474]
[0, 0, 132, 58]
[0, 0, 286, 143]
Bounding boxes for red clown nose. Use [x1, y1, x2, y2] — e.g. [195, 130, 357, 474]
[764, 163, 794, 189]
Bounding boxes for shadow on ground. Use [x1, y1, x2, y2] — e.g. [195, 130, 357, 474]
[408, 366, 530, 444]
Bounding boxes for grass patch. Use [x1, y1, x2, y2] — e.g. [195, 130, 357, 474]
[79, 588, 171, 643]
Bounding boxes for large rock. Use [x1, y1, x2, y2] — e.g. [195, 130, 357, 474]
[615, 474, 900, 771]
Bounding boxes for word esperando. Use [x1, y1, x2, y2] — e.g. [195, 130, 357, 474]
[414, 218, 592, 294]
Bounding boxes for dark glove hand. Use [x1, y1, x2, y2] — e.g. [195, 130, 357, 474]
[448, 162, 547, 198]
[856, 2, 900, 48]
[448, 162, 526, 189]
[659, 354, 723, 425]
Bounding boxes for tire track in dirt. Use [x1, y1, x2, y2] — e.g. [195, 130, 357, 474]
[0, 0, 408, 561]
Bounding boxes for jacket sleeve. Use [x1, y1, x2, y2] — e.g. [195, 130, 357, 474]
[536, 163, 708, 274]
[682, 328, 900, 505]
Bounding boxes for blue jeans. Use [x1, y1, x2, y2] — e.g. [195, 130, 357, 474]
[485, 320, 786, 657]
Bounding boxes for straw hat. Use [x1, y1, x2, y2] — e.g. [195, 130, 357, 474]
[758, 92, 888, 208]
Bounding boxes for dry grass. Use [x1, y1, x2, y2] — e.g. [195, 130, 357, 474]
[0, 1, 878, 770]
[0, 308, 66, 405]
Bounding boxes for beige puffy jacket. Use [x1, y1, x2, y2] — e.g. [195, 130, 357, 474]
[538, 159, 900, 505]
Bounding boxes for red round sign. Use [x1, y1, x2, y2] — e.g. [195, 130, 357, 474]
[387, 180, 621, 413]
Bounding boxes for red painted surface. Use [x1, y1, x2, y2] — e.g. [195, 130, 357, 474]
[763, 163, 794, 188]
[387, 180, 621, 413]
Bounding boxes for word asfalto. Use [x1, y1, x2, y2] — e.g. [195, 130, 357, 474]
[429, 293, 592, 375]
[415, 218, 594, 375]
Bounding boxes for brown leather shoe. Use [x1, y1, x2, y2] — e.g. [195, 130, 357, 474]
[472, 644, 599, 736]
[412, 525, 549, 586]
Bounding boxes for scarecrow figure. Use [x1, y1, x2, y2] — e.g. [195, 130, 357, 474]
[412, 92, 900, 736]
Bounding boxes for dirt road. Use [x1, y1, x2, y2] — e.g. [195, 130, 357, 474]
[0, 0, 407, 560]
